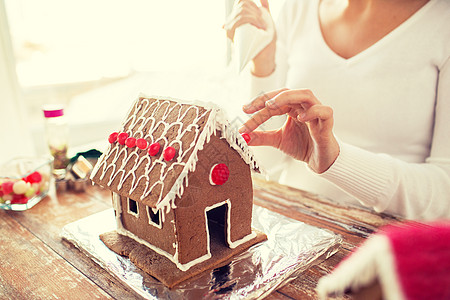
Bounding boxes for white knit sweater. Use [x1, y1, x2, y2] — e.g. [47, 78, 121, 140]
[250, 0, 450, 220]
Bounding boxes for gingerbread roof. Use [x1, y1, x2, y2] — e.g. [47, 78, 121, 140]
[91, 95, 260, 214]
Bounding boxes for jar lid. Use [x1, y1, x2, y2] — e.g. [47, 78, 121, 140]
[43, 105, 64, 118]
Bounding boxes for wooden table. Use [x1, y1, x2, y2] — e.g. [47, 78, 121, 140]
[0, 176, 399, 299]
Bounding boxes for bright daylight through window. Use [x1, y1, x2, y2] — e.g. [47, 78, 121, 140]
[5, 0, 227, 87]
[3, 0, 284, 156]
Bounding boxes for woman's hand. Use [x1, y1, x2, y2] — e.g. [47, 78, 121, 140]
[239, 88, 340, 174]
[223, 0, 277, 77]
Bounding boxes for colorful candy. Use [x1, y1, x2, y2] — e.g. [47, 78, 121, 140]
[25, 187, 36, 198]
[163, 147, 176, 161]
[1, 181, 14, 195]
[13, 180, 29, 194]
[241, 133, 251, 144]
[148, 142, 161, 156]
[125, 137, 136, 148]
[0, 169, 49, 206]
[210, 164, 230, 185]
[108, 132, 119, 143]
[136, 138, 148, 150]
[118, 132, 129, 145]
[25, 171, 42, 184]
[11, 194, 28, 204]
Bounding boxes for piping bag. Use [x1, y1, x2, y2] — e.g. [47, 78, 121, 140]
[233, 7, 275, 72]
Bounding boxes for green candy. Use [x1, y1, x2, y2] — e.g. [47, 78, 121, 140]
[25, 187, 36, 198]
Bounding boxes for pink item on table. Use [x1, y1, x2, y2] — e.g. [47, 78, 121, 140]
[317, 222, 450, 300]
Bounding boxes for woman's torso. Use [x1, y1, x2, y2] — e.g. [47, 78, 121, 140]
[276, 0, 450, 205]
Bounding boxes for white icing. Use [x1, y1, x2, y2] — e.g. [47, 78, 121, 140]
[92, 95, 264, 271]
[209, 163, 219, 185]
[112, 192, 121, 214]
[113, 192, 211, 271]
[91, 95, 262, 217]
[112, 193, 256, 271]
[206, 199, 257, 250]
[127, 198, 139, 218]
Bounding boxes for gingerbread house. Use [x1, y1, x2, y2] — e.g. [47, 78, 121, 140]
[91, 96, 265, 284]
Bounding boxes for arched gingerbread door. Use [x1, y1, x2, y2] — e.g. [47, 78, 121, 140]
[206, 202, 228, 247]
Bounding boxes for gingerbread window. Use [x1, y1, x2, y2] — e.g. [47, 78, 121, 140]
[147, 206, 162, 229]
[128, 198, 139, 217]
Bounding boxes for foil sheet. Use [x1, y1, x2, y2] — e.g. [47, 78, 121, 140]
[61, 206, 342, 299]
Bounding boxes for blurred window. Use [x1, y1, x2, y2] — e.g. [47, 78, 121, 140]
[5, 0, 228, 88]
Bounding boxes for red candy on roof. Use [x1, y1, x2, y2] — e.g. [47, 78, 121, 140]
[93, 97, 261, 213]
[241, 133, 251, 144]
[108, 132, 119, 143]
[163, 147, 176, 161]
[136, 138, 148, 150]
[125, 137, 136, 148]
[148, 142, 161, 156]
[118, 132, 129, 145]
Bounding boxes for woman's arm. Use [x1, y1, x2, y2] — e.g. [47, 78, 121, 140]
[249, 0, 289, 98]
[241, 57, 450, 220]
[320, 56, 450, 220]
[225, 0, 293, 98]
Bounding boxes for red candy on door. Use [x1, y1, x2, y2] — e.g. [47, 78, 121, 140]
[210, 163, 230, 185]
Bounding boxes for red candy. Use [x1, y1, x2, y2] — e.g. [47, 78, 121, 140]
[210, 164, 230, 185]
[24, 171, 42, 183]
[241, 133, 251, 144]
[136, 138, 148, 150]
[1, 181, 14, 195]
[108, 132, 119, 143]
[118, 132, 129, 145]
[148, 142, 161, 156]
[11, 194, 28, 204]
[163, 147, 176, 161]
[125, 137, 136, 148]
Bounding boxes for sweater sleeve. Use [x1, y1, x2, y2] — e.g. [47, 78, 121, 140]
[249, 2, 289, 98]
[320, 57, 450, 220]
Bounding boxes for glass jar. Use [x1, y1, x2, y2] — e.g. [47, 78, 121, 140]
[0, 156, 53, 211]
[43, 106, 69, 178]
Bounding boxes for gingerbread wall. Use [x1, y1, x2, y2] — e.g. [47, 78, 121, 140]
[173, 133, 254, 265]
[119, 195, 177, 257]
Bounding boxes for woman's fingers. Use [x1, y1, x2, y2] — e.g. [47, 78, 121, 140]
[225, 16, 265, 40]
[240, 89, 320, 133]
[244, 88, 319, 115]
[239, 105, 290, 133]
[247, 130, 281, 147]
[234, 13, 266, 30]
[240, 88, 334, 146]
[224, 0, 266, 40]
[260, 0, 270, 10]
[297, 104, 335, 142]
[297, 104, 333, 123]
[243, 88, 288, 114]
[265, 89, 320, 111]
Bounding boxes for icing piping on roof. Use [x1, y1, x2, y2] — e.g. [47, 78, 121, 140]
[153, 97, 262, 214]
[91, 95, 262, 217]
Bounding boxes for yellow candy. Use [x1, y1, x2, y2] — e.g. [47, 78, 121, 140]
[13, 180, 30, 194]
